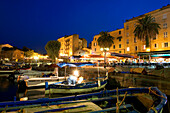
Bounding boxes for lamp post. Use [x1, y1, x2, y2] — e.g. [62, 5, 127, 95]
[100, 48, 109, 68]
[146, 48, 151, 63]
[34, 56, 39, 63]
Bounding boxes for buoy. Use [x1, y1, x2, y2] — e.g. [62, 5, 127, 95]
[20, 97, 28, 101]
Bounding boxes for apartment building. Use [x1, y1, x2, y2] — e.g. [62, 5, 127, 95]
[92, 5, 170, 57]
[92, 28, 124, 55]
[57, 34, 87, 57]
[124, 5, 170, 56]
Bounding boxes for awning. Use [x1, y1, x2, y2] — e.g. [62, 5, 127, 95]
[57, 62, 95, 68]
[151, 54, 170, 58]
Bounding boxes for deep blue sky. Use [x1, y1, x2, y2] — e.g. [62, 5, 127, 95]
[0, 0, 169, 54]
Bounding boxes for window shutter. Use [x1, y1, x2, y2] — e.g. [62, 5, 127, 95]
[162, 43, 164, 48]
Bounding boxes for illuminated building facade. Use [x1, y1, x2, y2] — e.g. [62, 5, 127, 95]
[92, 5, 170, 57]
[92, 28, 124, 55]
[124, 4, 170, 56]
[57, 34, 87, 57]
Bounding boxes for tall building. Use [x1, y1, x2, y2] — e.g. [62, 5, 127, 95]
[92, 4, 170, 57]
[1, 48, 24, 61]
[124, 5, 170, 56]
[57, 34, 87, 57]
[91, 29, 124, 55]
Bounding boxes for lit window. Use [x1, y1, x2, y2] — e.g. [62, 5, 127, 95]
[127, 33, 129, 37]
[163, 14, 167, 19]
[134, 37, 137, 43]
[119, 44, 121, 48]
[143, 45, 146, 50]
[135, 46, 137, 51]
[164, 32, 168, 38]
[127, 47, 130, 51]
[127, 39, 129, 44]
[163, 23, 167, 29]
[93, 42, 97, 46]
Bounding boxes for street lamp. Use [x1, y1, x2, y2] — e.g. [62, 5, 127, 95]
[100, 48, 109, 68]
[34, 56, 39, 63]
[146, 47, 151, 63]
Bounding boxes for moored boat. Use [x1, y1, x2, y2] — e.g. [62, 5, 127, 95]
[25, 76, 65, 88]
[45, 78, 107, 94]
[0, 69, 15, 74]
[0, 87, 167, 113]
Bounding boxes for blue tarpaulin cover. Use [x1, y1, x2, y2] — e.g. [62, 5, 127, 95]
[57, 62, 95, 68]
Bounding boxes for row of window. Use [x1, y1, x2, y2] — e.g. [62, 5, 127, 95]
[126, 13, 168, 30]
[127, 32, 168, 38]
[94, 32, 168, 47]
[94, 42, 169, 52]
[113, 44, 121, 49]
[126, 42, 169, 52]
[93, 38, 122, 46]
[93, 48, 122, 53]
[154, 42, 169, 48]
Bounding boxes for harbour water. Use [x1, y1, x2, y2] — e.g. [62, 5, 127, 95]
[0, 73, 169, 112]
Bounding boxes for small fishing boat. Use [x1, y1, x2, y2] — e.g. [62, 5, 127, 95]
[0, 87, 167, 113]
[0, 69, 15, 74]
[25, 76, 65, 88]
[45, 77, 107, 94]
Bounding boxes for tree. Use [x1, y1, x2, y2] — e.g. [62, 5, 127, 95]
[45, 40, 61, 62]
[97, 31, 114, 65]
[22, 46, 34, 57]
[134, 15, 160, 48]
[22, 46, 32, 52]
[25, 50, 34, 57]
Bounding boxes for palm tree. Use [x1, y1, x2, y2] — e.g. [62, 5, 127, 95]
[97, 31, 114, 65]
[134, 15, 160, 49]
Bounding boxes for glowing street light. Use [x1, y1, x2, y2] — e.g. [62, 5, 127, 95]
[146, 48, 151, 63]
[34, 56, 39, 60]
[146, 48, 150, 52]
[100, 48, 109, 68]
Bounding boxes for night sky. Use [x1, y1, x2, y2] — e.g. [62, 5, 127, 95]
[0, 0, 169, 54]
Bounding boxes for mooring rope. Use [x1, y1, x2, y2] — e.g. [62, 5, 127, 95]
[149, 105, 158, 113]
[148, 87, 167, 99]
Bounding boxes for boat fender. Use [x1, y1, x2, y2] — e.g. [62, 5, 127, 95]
[20, 97, 28, 101]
